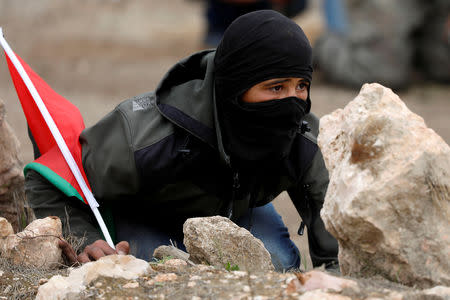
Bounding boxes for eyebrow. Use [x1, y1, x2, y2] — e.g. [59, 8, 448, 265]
[262, 78, 309, 87]
[262, 79, 290, 87]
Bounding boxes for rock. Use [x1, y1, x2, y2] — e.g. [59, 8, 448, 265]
[153, 244, 195, 265]
[154, 273, 178, 282]
[422, 286, 450, 299]
[0, 98, 34, 232]
[298, 290, 352, 300]
[36, 255, 151, 300]
[288, 270, 450, 300]
[0, 217, 14, 236]
[293, 270, 358, 293]
[190, 264, 217, 273]
[151, 258, 188, 273]
[183, 216, 274, 272]
[0, 216, 62, 269]
[122, 281, 139, 288]
[318, 83, 450, 287]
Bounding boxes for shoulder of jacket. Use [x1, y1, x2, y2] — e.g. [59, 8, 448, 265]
[113, 91, 177, 151]
[116, 91, 157, 113]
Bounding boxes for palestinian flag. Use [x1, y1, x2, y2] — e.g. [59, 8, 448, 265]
[5, 51, 89, 204]
[1, 28, 114, 246]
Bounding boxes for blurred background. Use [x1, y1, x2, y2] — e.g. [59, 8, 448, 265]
[0, 0, 448, 269]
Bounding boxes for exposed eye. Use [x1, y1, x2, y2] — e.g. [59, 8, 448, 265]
[269, 85, 283, 93]
[297, 82, 308, 91]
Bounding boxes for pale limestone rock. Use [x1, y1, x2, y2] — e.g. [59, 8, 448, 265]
[0, 98, 33, 232]
[36, 255, 151, 300]
[0, 217, 14, 236]
[318, 83, 450, 287]
[164, 258, 187, 267]
[151, 258, 188, 273]
[187, 281, 196, 287]
[145, 279, 155, 286]
[122, 281, 139, 288]
[298, 290, 352, 300]
[287, 269, 450, 299]
[190, 264, 216, 273]
[422, 286, 450, 298]
[285, 270, 358, 296]
[0, 99, 22, 195]
[183, 216, 274, 272]
[295, 270, 358, 293]
[0, 216, 62, 268]
[154, 273, 178, 282]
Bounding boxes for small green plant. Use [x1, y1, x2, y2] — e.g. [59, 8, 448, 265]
[225, 262, 239, 271]
[151, 255, 174, 265]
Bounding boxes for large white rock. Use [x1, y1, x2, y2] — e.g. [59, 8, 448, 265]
[36, 254, 151, 300]
[183, 216, 274, 272]
[0, 216, 62, 269]
[318, 83, 450, 287]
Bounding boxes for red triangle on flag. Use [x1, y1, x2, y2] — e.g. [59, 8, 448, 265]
[5, 52, 90, 204]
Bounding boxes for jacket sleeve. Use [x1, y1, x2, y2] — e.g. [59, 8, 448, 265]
[288, 148, 339, 269]
[25, 170, 102, 248]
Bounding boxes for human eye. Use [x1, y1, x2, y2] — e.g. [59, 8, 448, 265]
[269, 85, 283, 93]
[297, 82, 308, 91]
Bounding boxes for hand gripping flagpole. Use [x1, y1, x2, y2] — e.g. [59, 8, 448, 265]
[0, 28, 115, 248]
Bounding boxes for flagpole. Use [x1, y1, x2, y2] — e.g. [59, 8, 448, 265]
[0, 27, 115, 249]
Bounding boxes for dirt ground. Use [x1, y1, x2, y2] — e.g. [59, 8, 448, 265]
[1, 0, 449, 269]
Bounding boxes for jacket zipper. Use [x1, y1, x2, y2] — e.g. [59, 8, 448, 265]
[298, 183, 311, 236]
[227, 171, 240, 219]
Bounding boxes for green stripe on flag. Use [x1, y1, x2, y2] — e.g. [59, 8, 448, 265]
[24, 162, 117, 243]
[24, 162, 85, 203]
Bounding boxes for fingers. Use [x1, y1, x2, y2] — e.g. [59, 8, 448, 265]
[76, 240, 130, 263]
[58, 239, 79, 266]
[77, 251, 91, 264]
[115, 241, 130, 255]
[77, 239, 116, 263]
[92, 240, 116, 256]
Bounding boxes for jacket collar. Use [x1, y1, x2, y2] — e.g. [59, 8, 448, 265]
[155, 50, 231, 167]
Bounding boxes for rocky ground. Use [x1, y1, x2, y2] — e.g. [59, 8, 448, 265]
[0, 255, 440, 300]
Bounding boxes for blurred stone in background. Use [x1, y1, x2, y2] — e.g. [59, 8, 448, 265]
[0, 98, 34, 232]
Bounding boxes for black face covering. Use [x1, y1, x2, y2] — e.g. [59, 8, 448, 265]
[221, 96, 309, 169]
[214, 10, 313, 172]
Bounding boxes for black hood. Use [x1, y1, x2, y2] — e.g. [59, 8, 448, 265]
[214, 9, 313, 103]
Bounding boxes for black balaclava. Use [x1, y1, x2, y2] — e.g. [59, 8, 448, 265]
[214, 10, 313, 172]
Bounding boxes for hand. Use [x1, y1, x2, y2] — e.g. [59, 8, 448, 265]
[59, 239, 130, 265]
[78, 240, 130, 263]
